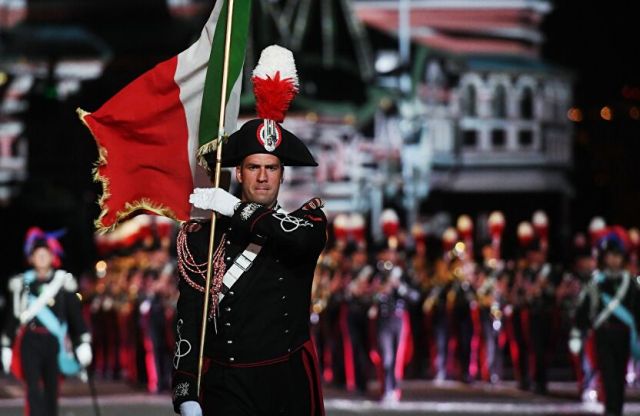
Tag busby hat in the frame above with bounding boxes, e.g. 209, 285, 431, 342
23, 227, 65, 268
597, 226, 629, 256
205, 45, 317, 168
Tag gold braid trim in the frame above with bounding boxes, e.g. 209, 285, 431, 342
76, 107, 184, 235
196, 136, 228, 172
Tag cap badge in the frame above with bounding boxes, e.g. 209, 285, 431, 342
257, 119, 282, 152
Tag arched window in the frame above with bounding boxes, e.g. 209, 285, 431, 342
520, 87, 534, 119
462, 84, 477, 117
493, 84, 507, 118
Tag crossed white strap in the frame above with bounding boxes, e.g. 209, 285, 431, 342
592, 271, 630, 329
19, 270, 68, 324
218, 242, 263, 303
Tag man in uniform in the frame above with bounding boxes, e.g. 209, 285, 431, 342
370, 237, 420, 401
521, 238, 555, 394
573, 228, 640, 416
171, 46, 327, 416
1, 227, 92, 416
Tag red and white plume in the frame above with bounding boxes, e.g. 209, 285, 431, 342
252, 45, 299, 123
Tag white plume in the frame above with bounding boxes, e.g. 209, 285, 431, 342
253, 45, 299, 87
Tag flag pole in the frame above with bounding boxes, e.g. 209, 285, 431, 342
197, 0, 236, 395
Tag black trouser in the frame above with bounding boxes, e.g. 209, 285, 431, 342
455, 315, 472, 382
377, 314, 402, 394
512, 309, 530, 389
347, 311, 370, 394
595, 325, 630, 416
21, 329, 59, 416
202, 344, 324, 416
530, 310, 550, 393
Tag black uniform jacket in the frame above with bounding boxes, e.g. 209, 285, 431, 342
172, 199, 327, 411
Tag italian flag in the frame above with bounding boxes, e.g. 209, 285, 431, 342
78, 0, 252, 233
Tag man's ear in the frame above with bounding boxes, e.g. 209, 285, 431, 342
235, 165, 242, 184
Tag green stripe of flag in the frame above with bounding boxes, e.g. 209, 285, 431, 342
199, 0, 252, 151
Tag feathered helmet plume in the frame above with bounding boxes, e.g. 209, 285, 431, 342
24, 227, 66, 268
210, 45, 317, 167
252, 45, 299, 123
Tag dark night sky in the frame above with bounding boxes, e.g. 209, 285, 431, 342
543, 0, 640, 104
1, 0, 639, 277
542, 0, 640, 230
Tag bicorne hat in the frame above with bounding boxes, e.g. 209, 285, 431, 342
205, 45, 317, 168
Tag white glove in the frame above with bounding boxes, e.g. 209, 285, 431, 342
75, 343, 93, 368
180, 400, 203, 416
189, 188, 240, 217
568, 328, 582, 354
1, 347, 12, 374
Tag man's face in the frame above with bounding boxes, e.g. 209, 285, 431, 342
30, 246, 54, 271
236, 153, 283, 207
575, 256, 596, 275
526, 249, 546, 267
604, 251, 624, 271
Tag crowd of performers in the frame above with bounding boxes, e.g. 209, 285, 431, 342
80, 217, 179, 394
310, 209, 640, 416
4, 210, 640, 416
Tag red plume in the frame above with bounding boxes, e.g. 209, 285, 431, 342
252, 72, 297, 123
252, 45, 299, 123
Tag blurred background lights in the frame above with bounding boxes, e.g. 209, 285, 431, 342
567, 107, 583, 122
600, 106, 612, 121
95, 260, 107, 278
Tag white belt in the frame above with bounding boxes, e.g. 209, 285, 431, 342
218, 242, 263, 302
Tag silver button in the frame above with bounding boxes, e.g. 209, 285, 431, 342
287, 348, 291, 353
284, 329, 289, 334
281, 295, 286, 300
275, 259, 280, 263
283, 312, 289, 317
225, 307, 231, 312
225, 322, 231, 327
227, 340, 233, 344
229, 357, 235, 362
228, 227, 232, 231
226, 256, 231, 261
278, 277, 284, 282
229, 291, 235, 296
226, 240, 231, 245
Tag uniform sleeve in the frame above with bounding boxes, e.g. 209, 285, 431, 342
573, 286, 592, 332
172, 225, 209, 413
172, 279, 204, 413
231, 198, 327, 258
2, 276, 22, 348
633, 278, 640, 333
63, 274, 92, 346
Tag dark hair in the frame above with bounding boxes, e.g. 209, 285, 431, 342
29, 238, 51, 254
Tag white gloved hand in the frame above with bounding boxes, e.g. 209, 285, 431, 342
568, 337, 582, 354
179, 400, 203, 416
1, 347, 12, 374
189, 188, 240, 217
75, 343, 93, 368
568, 328, 582, 354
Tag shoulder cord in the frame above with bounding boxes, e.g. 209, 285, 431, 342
176, 224, 227, 320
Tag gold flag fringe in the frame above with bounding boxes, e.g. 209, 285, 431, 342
196, 135, 228, 172
76, 108, 183, 234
